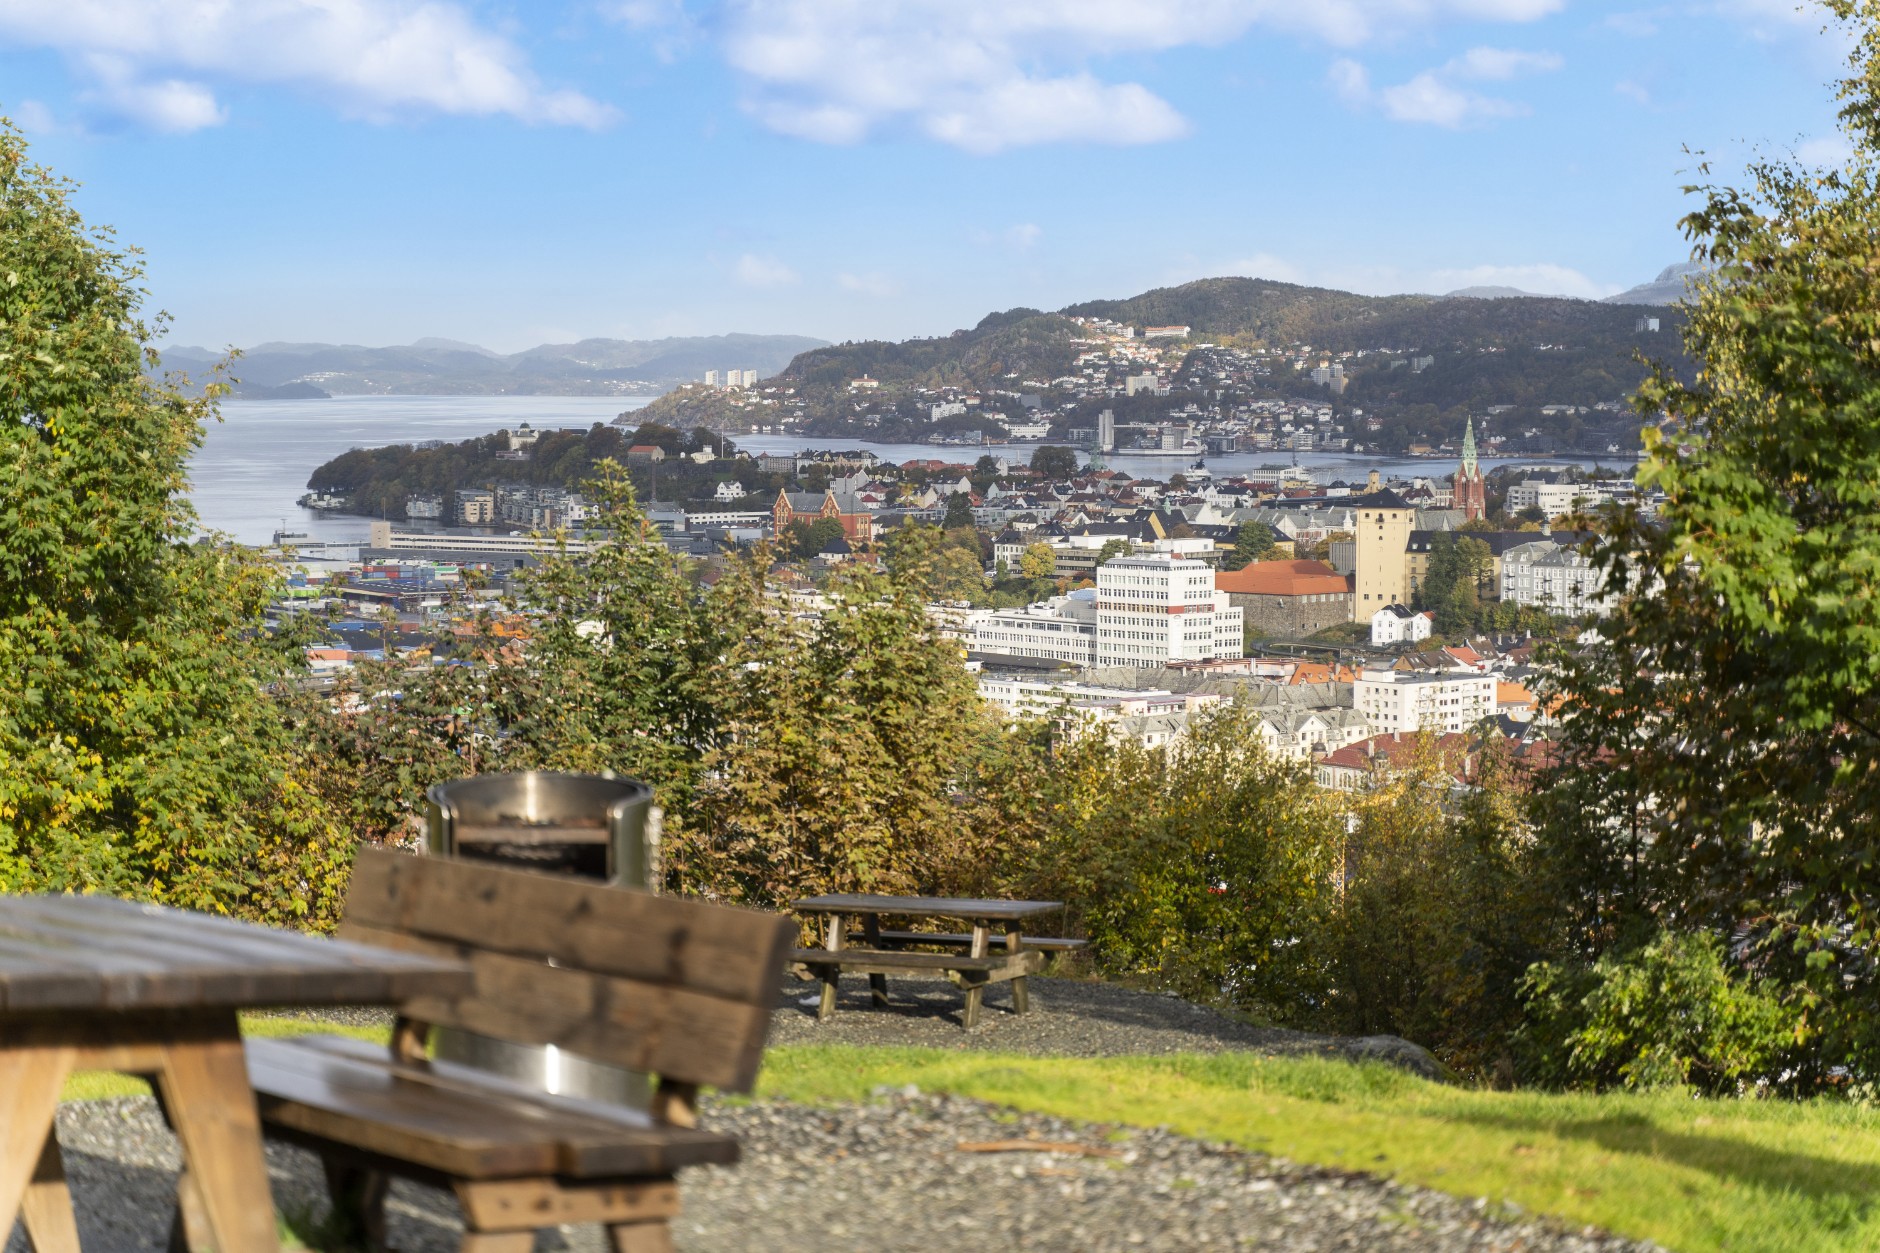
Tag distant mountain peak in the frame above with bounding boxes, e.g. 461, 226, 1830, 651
407, 337, 499, 357
1602, 262, 1708, 306
1442, 285, 1550, 300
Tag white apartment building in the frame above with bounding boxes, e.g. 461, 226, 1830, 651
1507, 479, 1608, 517
1095, 553, 1243, 669
965, 592, 1098, 665
1500, 541, 1616, 617
1353, 668, 1496, 735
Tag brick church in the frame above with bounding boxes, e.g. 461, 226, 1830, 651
1453, 416, 1487, 522
772, 488, 876, 545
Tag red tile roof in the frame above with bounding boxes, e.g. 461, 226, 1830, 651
1215, 559, 1352, 598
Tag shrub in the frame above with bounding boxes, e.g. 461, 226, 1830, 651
1517, 930, 1800, 1093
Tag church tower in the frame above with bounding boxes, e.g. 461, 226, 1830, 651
1454, 416, 1487, 522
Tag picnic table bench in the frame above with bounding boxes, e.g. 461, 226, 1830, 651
0, 891, 471, 1253
791, 894, 1084, 1028
246, 848, 795, 1253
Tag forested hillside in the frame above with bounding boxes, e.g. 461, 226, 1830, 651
638, 276, 1686, 448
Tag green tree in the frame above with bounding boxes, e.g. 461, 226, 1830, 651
1095, 538, 1131, 567
1534, 0, 1880, 1083
1419, 534, 1491, 635
0, 124, 340, 916
1232, 521, 1277, 568
941, 490, 975, 530
1030, 445, 1078, 478
784, 516, 845, 558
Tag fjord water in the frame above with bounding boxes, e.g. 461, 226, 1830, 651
187, 395, 1608, 546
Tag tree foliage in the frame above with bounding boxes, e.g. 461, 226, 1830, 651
1534, 0, 1880, 1084
0, 123, 340, 916
1232, 520, 1277, 568
1029, 445, 1078, 478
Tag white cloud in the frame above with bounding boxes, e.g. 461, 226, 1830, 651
1796, 134, 1854, 166
837, 270, 900, 296
1614, 79, 1652, 106
1336, 45, 1560, 129
710, 0, 1563, 152
1005, 223, 1042, 248
735, 253, 799, 286
1429, 263, 1619, 300
0, 0, 615, 131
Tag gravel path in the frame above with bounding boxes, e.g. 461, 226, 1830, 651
13, 1094, 1654, 1253
767, 973, 1446, 1076
7, 976, 1654, 1251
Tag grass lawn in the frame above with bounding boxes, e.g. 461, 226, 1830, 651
61, 1022, 1880, 1252
758, 1046, 1880, 1253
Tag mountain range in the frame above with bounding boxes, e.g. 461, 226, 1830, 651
158, 333, 829, 399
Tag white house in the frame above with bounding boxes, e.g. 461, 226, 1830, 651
1500, 542, 1617, 617
713, 480, 748, 502
1371, 603, 1432, 646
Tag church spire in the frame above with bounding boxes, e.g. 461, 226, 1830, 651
1461, 415, 1479, 476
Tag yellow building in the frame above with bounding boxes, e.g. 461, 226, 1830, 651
1350, 487, 1416, 620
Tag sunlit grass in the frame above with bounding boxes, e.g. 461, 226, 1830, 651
59, 1013, 390, 1101
758, 1045, 1880, 1253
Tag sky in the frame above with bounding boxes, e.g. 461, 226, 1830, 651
0, 0, 1859, 353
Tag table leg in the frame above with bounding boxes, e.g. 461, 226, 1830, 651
153, 1010, 283, 1253
22, 1135, 80, 1253
818, 915, 845, 1021
0, 1046, 72, 1243
963, 922, 991, 1029
861, 916, 890, 1008
1006, 926, 1031, 1015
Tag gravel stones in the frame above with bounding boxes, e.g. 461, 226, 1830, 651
770, 973, 1446, 1080
12, 1093, 1654, 1252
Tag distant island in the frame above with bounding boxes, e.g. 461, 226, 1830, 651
161, 332, 829, 399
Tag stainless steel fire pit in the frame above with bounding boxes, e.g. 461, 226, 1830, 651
424, 771, 654, 1106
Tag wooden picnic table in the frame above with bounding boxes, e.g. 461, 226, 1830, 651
791, 894, 1073, 1028
0, 893, 472, 1253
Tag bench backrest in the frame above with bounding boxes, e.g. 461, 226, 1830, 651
338, 847, 794, 1094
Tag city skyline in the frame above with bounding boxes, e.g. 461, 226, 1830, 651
0, 0, 1853, 353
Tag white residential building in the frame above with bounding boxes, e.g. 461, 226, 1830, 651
1371, 603, 1432, 646
965, 592, 1098, 665
1500, 542, 1617, 617
1095, 553, 1243, 669
1354, 668, 1496, 735
1507, 479, 1608, 518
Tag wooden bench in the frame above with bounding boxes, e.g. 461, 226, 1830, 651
872, 930, 1089, 953
246, 847, 795, 1253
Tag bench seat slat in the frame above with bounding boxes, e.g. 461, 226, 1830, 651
872, 931, 1088, 952
248, 1036, 741, 1179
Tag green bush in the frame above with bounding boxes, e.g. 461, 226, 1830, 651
1517, 930, 1799, 1093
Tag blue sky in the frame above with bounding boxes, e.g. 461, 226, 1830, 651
0, 1, 1856, 353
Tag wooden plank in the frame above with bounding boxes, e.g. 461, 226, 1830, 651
19, 1135, 80, 1253
271, 1036, 740, 1176
458, 1233, 532, 1252
963, 922, 990, 1029
817, 914, 843, 1022
153, 1011, 283, 1253
249, 1040, 736, 1180
608, 1220, 675, 1253
1007, 927, 1030, 1015
342, 849, 794, 1007
454, 1177, 679, 1231
0, 1046, 71, 1238
247, 1043, 563, 1177
791, 894, 1065, 921
0, 898, 469, 1011
789, 948, 1039, 973
341, 924, 774, 1093
874, 931, 1088, 952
